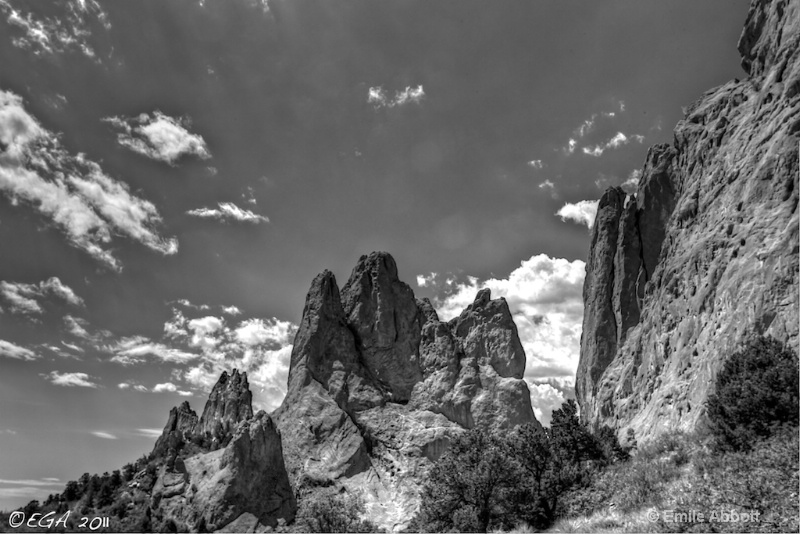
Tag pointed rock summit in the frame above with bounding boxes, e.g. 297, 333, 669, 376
275, 251, 539, 531
577, 0, 799, 441
147, 370, 296, 531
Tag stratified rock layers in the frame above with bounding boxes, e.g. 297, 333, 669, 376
577, 0, 799, 441
274, 251, 539, 531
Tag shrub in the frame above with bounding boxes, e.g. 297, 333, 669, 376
294, 487, 380, 533
706, 336, 799, 451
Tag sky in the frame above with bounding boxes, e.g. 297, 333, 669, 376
0, 0, 749, 510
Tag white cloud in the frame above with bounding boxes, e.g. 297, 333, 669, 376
90, 431, 117, 440
0, 90, 178, 270
527, 160, 544, 169
42, 370, 98, 388
0, 277, 83, 315
136, 428, 162, 438
0, 339, 37, 360
556, 200, 599, 229
103, 111, 211, 164
222, 305, 242, 316
527, 382, 567, 427
0, 0, 110, 58
117, 383, 130, 389
538, 180, 555, 191
234, 318, 294, 348
64, 315, 91, 339
0, 478, 63, 487
621, 169, 641, 193
582, 132, 645, 157
186, 202, 269, 224
61, 341, 84, 353
107, 335, 200, 365
425, 254, 585, 390
152, 382, 192, 396
368, 85, 425, 108
416, 272, 437, 288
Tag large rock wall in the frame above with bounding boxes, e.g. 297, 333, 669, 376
577, 0, 799, 441
274, 251, 539, 531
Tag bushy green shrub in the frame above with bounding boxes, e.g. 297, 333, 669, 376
706, 336, 799, 452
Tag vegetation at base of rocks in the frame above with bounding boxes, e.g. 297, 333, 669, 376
551, 337, 799, 533
410, 400, 628, 533
292, 487, 382, 533
706, 336, 799, 452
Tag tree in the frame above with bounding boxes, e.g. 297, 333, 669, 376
707, 336, 799, 451
417, 428, 519, 532
63, 481, 80, 501
294, 488, 379, 533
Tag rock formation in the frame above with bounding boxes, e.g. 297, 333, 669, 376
147, 370, 296, 531
274, 251, 539, 531
577, 0, 799, 442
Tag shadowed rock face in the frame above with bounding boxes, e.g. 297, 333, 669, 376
274, 251, 539, 531
149, 371, 296, 531
577, 0, 799, 442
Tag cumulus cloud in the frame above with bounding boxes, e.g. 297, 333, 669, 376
424, 254, 586, 394
0, 0, 110, 58
0, 277, 83, 315
90, 431, 117, 440
0, 91, 178, 270
368, 85, 425, 108
0, 339, 37, 360
556, 200, 599, 229
582, 132, 645, 157
186, 202, 269, 224
163, 306, 297, 411
42, 370, 99, 388
103, 111, 211, 165
528, 382, 567, 427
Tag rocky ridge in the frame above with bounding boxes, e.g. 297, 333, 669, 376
577, 0, 799, 441
147, 370, 296, 532
274, 251, 539, 531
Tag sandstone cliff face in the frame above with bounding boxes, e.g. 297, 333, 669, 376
148, 371, 296, 531
274, 251, 539, 531
577, 0, 799, 441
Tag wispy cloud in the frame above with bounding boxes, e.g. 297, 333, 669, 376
0, 90, 178, 270
107, 335, 200, 366
0, 277, 83, 315
136, 428, 162, 438
41, 370, 99, 388
103, 111, 211, 165
368, 85, 425, 108
556, 200, 599, 229
186, 202, 269, 224
0, 0, 110, 58
527, 160, 544, 169
152, 382, 192, 396
90, 431, 117, 440
0, 339, 37, 361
